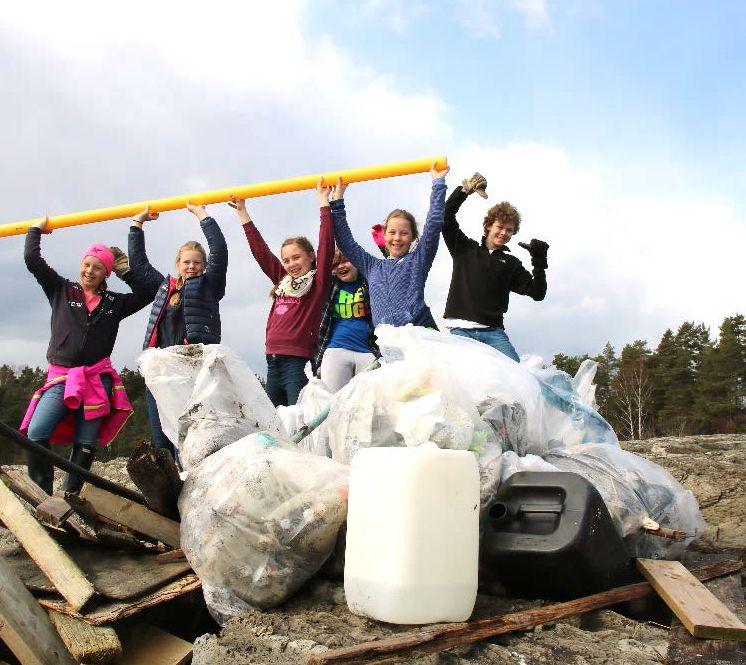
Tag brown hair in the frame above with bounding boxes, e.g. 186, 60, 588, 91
332, 247, 346, 268
383, 209, 419, 240
269, 236, 317, 297
483, 202, 521, 236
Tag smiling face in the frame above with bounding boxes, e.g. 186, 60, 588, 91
177, 249, 205, 281
79, 256, 107, 292
281, 242, 315, 278
333, 258, 359, 283
484, 219, 516, 250
385, 216, 415, 258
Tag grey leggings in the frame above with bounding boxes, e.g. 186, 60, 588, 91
319, 348, 377, 393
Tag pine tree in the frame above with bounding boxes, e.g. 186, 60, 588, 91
694, 314, 746, 433
593, 342, 617, 419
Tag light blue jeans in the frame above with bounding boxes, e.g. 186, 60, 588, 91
450, 327, 520, 362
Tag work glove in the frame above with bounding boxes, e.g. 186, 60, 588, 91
371, 223, 386, 249
461, 172, 488, 199
518, 239, 549, 269
110, 246, 130, 278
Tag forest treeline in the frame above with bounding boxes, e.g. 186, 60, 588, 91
0, 314, 743, 462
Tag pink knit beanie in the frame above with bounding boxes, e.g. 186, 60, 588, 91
81, 244, 115, 276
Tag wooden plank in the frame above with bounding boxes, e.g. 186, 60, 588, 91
81, 485, 181, 548
5, 546, 192, 599
637, 558, 746, 640
0, 479, 95, 610
49, 608, 122, 663
157, 549, 186, 563
0, 555, 77, 665
36, 496, 73, 526
307, 559, 743, 665
40, 574, 202, 626
114, 622, 192, 665
0, 466, 95, 540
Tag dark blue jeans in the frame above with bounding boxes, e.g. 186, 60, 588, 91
146, 387, 177, 460
265, 354, 309, 407
450, 326, 520, 362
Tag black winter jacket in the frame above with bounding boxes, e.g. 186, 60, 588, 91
25, 228, 153, 367
442, 187, 546, 328
127, 217, 228, 349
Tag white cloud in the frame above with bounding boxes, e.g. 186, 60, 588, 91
350, 0, 429, 35
456, 0, 551, 39
507, 0, 551, 30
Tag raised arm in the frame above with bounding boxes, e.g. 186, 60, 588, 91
314, 182, 336, 300
115, 255, 159, 318
442, 172, 487, 254
328, 179, 377, 278
231, 196, 286, 285
512, 239, 549, 301
186, 204, 228, 301
24, 219, 63, 301
127, 207, 167, 299
412, 164, 449, 275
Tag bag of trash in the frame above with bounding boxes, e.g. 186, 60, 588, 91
545, 444, 705, 559
179, 431, 349, 623
139, 344, 284, 471
499, 450, 560, 484
295, 369, 334, 457
326, 356, 501, 508
277, 404, 304, 438
375, 325, 617, 454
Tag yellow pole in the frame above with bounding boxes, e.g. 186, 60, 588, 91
0, 156, 447, 238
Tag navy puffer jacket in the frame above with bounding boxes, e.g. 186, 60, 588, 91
127, 217, 228, 349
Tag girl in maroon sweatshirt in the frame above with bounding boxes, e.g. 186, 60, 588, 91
230, 182, 334, 406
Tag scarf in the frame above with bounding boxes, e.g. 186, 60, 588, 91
275, 270, 316, 298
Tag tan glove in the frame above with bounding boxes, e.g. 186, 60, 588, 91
110, 246, 130, 278
462, 172, 488, 198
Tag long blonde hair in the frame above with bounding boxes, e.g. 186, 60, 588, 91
171, 240, 207, 304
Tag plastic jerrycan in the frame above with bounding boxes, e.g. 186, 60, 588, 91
344, 446, 480, 624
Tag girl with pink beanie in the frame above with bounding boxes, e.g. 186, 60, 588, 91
20, 218, 153, 494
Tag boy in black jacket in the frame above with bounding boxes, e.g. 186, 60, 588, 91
442, 172, 548, 361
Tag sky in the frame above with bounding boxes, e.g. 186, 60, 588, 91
0, 0, 743, 376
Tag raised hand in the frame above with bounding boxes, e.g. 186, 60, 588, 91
31, 216, 51, 234
430, 162, 450, 180
110, 246, 130, 277
518, 238, 549, 269
332, 177, 347, 201
228, 195, 251, 223
132, 206, 159, 227
186, 203, 208, 221
316, 179, 333, 206
462, 172, 488, 199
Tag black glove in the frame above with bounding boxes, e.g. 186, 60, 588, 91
518, 239, 549, 269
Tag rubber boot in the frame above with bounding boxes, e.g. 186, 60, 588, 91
63, 445, 96, 494
27, 441, 54, 495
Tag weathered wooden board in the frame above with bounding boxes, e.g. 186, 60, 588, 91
4, 546, 192, 599
0, 479, 95, 610
81, 485, 181, 548
0, 555, 77, 665
35, 495, 74, 526
40, 574, 202, 626
49, 608, 122, 663
637, 558, 746, 640
114, 622, 192, 665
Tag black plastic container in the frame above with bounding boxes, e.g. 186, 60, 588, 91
481, 471, 634, 598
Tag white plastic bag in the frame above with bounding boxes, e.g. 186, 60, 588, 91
139, 344, 284, 470
499, 450, 560, 484
545, 444, 705, 559
295, 368, 334, 457
375, 325, 617, 454
179, 432, 349, 623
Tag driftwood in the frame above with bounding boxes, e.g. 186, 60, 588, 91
40, 573, 202, 625
307, 559, 744, 665
0, 556, 77, 665
48, 609, 122, 663
126, 442, 183, 519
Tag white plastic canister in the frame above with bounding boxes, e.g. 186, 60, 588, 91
344, 446, 480, 624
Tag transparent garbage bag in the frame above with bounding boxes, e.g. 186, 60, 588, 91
499, 450, 560, 484
178, 431, 349, 623
295, 367, 334, 457
325, 356, 501, 508
375, 325, 617, 454
139, 344, 284, 471
545, 443, 705, 559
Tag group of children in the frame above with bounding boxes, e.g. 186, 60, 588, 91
20, 166, 549, 491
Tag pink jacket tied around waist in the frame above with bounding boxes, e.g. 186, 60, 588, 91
20, 357, 132, 447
